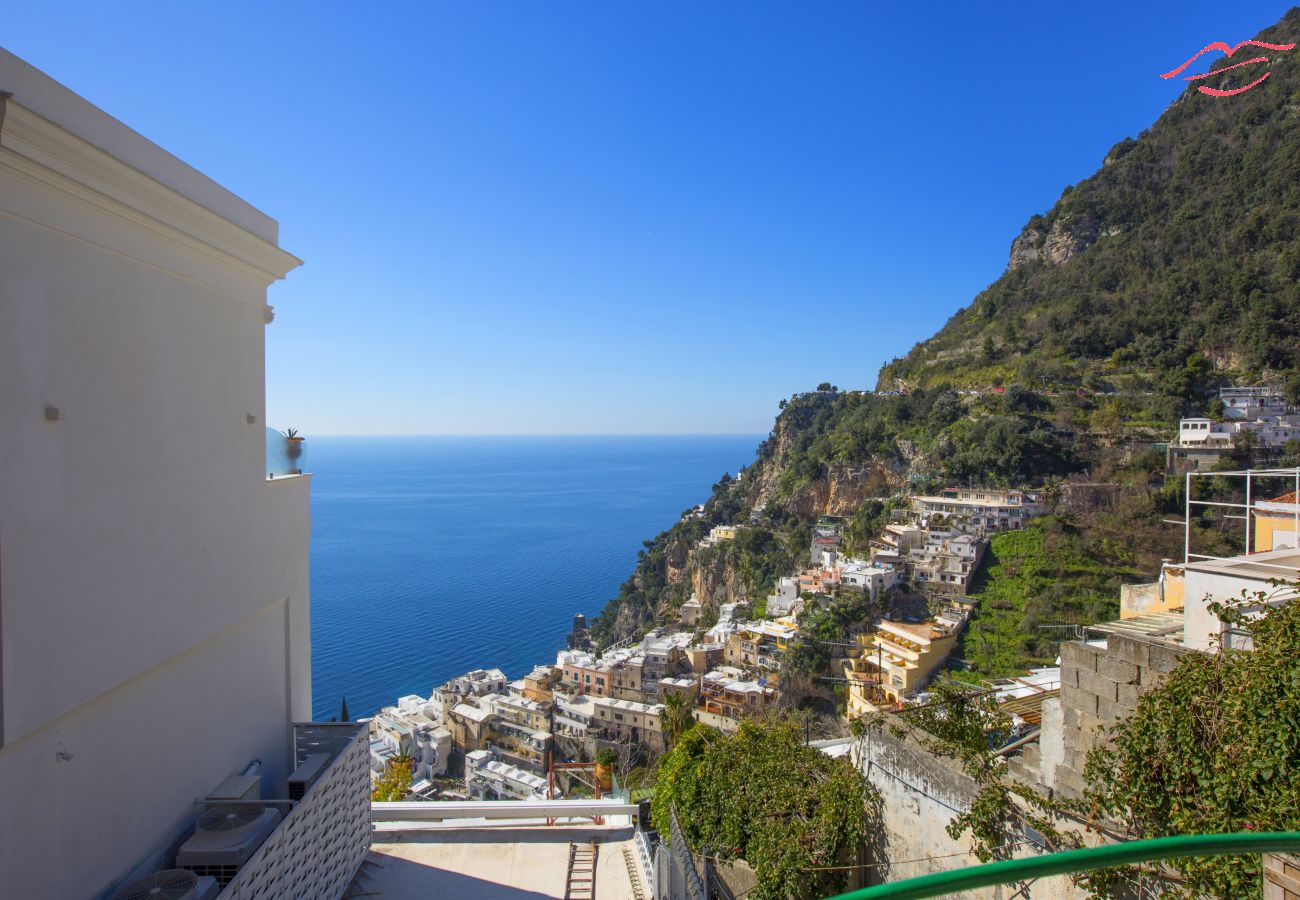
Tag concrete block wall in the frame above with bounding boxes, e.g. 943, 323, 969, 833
1052, 635, 1193, 798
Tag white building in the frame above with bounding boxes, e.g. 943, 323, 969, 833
464, 749, 548, 801
766, 576, 804, 618
369, 698, 453, 783
0, 51, 373, 899
1176, 416, 1300, 450
1181, 548, 1300, 652
433, 668, 509, 720
911, 488, 1044, 532
1220, 386, 1287, 421
839, 558, 900, 600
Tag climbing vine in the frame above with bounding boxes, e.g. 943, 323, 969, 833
1084, 586, 1300, 898
653, 719, 880, 899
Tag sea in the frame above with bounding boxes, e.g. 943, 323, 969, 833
308, 435, 762, 720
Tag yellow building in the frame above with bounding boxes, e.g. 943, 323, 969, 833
1119, 563, 1185, 619
845, 620, 958, 717
1253, 490, 1300, 553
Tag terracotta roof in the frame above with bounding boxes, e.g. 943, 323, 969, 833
1268, 490, 1300, 504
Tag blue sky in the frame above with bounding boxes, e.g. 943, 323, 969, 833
5, 2, 1294, 434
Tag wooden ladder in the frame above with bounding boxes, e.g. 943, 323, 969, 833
564, 841, 598, 899
621, 845, 647, 900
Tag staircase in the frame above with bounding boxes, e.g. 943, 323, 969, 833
564, 841, 598, 899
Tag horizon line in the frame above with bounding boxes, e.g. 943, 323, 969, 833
291, 432, 769, 438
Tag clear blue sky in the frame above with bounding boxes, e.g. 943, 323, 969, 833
6, 2, 1293, 434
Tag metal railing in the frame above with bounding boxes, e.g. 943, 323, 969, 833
371, 797, 637, 822
824, 831, 1300, 900
633, 828, 657, 897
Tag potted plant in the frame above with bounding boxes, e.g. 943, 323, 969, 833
595, 747, 617, 792
283, 428, 305, 473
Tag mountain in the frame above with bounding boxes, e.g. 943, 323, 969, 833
590, 8, 1300, 649
881, 8, 1300, 401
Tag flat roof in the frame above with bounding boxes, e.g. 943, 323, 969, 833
1185, 546, 1300, 580
0, 48, 278, 242
355, 826, 637, 899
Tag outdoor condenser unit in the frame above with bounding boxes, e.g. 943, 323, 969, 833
175, 804, 282, 887
287, 752, 330, 801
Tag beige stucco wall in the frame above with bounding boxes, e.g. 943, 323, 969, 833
0, 52, 305, 898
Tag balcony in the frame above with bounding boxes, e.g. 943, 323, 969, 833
266, 426, 308, 479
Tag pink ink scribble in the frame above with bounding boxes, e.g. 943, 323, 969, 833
1161, 39, 1296, 96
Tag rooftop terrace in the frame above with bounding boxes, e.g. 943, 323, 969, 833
349, 825, 638, 899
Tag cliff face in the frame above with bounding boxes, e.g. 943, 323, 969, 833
1007, 212, 1113, 270
743, 406, 914, 518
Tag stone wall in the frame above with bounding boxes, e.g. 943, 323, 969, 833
852, 729, 1086, 899
1050, 635, 1193, 798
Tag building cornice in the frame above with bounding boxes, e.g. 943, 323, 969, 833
0, 95, 300, 296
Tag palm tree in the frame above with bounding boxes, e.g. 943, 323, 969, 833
661, 691, 695, 748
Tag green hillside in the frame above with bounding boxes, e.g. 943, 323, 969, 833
592, 8, 1300, 648
880, 7, 1300, 404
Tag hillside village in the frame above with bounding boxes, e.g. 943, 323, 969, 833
363, 385, 1300, 808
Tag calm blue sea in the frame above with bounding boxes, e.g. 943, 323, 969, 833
308, 435, 761, 720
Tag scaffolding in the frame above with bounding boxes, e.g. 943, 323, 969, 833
1183, 467, 1300, 576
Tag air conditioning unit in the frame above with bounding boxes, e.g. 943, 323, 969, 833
287, 752, 330, 801
175, 803, 281, 886
112, 868, 219, 900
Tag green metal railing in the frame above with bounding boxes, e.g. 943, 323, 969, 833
825, 831, 1300, 900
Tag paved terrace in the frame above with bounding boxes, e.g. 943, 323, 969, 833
347, 825, 638, 899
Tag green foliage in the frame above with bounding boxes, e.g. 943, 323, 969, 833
371, 753, 413, 802
660, 690, 696, 748
1084, 591, 1300, 898
653, 719, 878, 899
596, 746, 619, 767
957, 520, 1136, 677
783, 590, 879, 679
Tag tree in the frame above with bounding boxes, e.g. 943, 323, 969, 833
1084, 587, 1300, 898
660, 690, 696, 748
339, 697, 350, 722
654, 719, 877, 899
372, 752, 413, 802
982, 334, 999, 364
